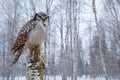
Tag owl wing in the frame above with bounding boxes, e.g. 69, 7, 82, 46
11, 19, 36, 54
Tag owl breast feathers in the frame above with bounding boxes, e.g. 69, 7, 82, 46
12, 19, 46, 53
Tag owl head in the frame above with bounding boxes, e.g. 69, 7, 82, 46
33, 12, 49, 22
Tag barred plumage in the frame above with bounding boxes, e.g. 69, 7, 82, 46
11, 12, 49, 66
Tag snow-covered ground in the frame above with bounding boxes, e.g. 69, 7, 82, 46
45, 75, 119, 80
0, 75, 119, 80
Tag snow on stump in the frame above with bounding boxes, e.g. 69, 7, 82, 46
26, 46, 46, 80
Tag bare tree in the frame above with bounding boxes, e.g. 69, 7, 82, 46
92, 0, 108, 79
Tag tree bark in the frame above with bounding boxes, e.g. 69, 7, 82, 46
26, 46, 45, 80
92, 0, 108, 80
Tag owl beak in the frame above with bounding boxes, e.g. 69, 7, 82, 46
46, 16, 49, 22
46, 16, 49, 19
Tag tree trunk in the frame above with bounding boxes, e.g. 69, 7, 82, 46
26, 46, 45, 80
92, 0, 108, 80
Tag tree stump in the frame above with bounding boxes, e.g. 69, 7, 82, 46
26, 45, 46, 80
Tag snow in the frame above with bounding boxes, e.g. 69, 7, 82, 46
0, 76, 26, 80
0, 75, 119, 80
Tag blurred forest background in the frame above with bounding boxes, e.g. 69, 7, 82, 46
0, 0, 120, 80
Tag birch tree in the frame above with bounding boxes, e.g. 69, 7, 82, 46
92, 0, 108, 79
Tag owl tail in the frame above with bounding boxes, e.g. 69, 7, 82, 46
11, 51, 22, 66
